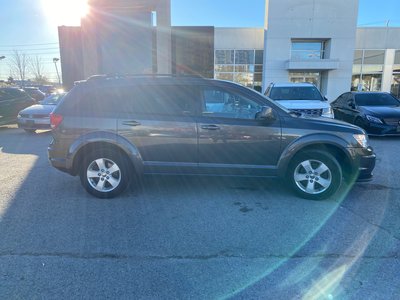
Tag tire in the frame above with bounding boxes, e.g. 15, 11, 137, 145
79, 149, 131, 199
287, 150, 342, 200
24, 129, 36, 133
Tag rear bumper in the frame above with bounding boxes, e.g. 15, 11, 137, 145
18, 117, 51, 130
48, 139, 73, 175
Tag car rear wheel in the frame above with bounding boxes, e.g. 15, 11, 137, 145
287, 150, 342, 200
79, 149, 131, 199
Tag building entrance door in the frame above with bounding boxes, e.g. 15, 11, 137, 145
289, 72, 321, 89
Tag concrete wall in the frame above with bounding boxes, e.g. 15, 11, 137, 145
356, 28, 400, 49
58, 26, 84, 90
214, 28, 264, 50
262, 0, 359, 100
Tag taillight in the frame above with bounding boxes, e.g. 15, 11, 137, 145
50, 113, 63, 129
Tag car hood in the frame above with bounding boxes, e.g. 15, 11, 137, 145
275, 100, 330, 110
292, 114, 364, 133
19, 104, 55, 115
360, 105, 400, 118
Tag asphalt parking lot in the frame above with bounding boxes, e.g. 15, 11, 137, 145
0, 125, 399, 299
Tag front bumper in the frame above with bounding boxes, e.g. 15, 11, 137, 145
365, 122, 400, 136
354, 146, 376, 182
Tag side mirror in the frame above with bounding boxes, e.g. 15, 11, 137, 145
348, 100, 356, 109
323, 96, 328, 101
256, 106, 275, 121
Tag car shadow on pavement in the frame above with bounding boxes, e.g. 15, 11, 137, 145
1, 127, 399, 299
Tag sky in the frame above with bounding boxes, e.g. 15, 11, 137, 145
0, 0, 399, 81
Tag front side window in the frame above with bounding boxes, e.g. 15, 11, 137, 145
355, 93, 400, 107
202, 87, 262, 120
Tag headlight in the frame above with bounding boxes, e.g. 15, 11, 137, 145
353, 134, 369, 148
322, 107, 333, 118
366, 115, 383, 124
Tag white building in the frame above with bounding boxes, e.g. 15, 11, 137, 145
213, 0, 400, 100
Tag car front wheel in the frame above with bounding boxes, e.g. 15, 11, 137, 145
287, 151, 342, 200
80, 149, 130, 199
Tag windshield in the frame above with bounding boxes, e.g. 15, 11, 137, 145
355, 93, 400, 106
270, 86, 323, 101
41, 93, 65, 105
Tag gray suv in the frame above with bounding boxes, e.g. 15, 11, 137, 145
48, 75, 375, 200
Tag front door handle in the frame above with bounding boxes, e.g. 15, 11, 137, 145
122, 120, 141, 127
201, 124, 220, 130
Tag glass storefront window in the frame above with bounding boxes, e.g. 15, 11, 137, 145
255, 50, 264, 64
215, 73, 234, 81
215, 65, 234, 72
391, 73, 400, 98
352, 75, 361, 91
235, 50, 255, 64
362, 74, 382, 91
235, 65, 254, 73
214, 49, 263, 90
354, 50, 363, 64
352, 74, 382, 92
289, 72, 321, 89
234, 73, 254, 87
291, 40, 326, 60
352, 50, 385, 92
363, 50, 385, 64
395, 50, 400, 65
215, 50, 234, 64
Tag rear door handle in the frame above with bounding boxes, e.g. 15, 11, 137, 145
201, 124, 220, 130
122, 120, 141, 127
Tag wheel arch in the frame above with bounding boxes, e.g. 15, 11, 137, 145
67, 132, 143, 176
277, 135, 355, 182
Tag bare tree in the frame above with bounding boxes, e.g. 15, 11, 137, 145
29, 55, 48, 84
9, 50, 28, 87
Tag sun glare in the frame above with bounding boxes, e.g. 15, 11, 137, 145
41, 0, 89, 26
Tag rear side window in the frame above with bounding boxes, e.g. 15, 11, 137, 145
58, 84, 199, 117
57, 87, 120, 117
125, 85, 199, 116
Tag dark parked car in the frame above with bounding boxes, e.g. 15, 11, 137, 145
18, 93, 66, 133
331, 92, 400, 136
0, 87, 35, 126
23, 87, 46, 102
48, 75, 375, 200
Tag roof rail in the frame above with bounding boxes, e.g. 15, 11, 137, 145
86, 73, 204, 82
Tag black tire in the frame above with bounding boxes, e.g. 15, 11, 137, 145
287, 150, 342, 200
24, 129, 36, 134
79, 149, 131, 199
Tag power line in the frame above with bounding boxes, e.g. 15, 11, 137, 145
0, 42, 58, 47
0, 47, 60, 51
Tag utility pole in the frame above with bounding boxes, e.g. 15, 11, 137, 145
53, 57, 61, 85
0, 56, 5, 81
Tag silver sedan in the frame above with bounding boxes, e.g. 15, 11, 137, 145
17, 93, 66, 133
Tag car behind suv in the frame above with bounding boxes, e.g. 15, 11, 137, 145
264, 82, 333, 118
48, 75, 375, 200
0, 87, 35, 126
